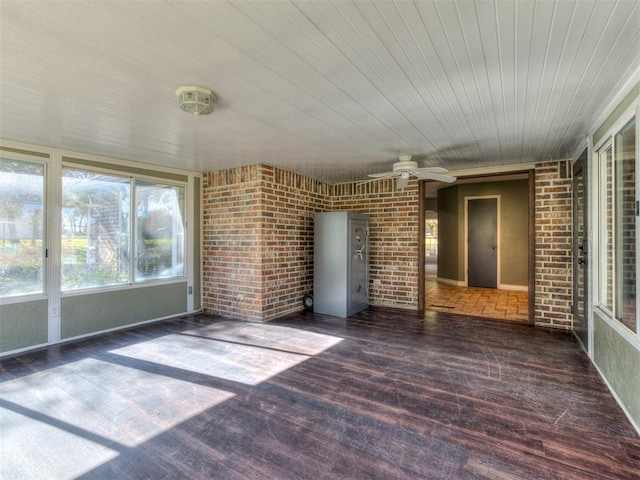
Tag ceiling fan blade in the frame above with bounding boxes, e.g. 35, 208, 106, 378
396, 174, 410, 189
414, 167, 448, 174
367, 171, 398, 178
414, 172, 457, 183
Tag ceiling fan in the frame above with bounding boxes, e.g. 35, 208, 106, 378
367, 155, 457, 189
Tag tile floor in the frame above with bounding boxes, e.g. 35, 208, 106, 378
425, 263, 529, 322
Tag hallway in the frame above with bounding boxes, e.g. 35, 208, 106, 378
425, 263, 529, 322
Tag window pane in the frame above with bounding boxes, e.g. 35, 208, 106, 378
601, 145, 614, 311
62, 170, 130, 290
614, 117, 636, 333
135, 181, 185, 281
0, 158, 44, 297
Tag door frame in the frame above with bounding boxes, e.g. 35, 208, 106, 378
418, 170, 536, 325
572, 150, 591, 355
464, 195, 500, 288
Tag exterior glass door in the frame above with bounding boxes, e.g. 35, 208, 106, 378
573, 151, 589, 351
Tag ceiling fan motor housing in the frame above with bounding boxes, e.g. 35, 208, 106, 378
393, 160, 418, 172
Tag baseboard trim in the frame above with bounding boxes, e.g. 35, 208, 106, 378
498, 284, 528, 292
436, 277, 466, 287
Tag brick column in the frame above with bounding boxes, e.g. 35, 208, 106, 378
534, 161, 573, 329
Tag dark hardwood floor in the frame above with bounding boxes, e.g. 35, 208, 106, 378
1, 308, 639, 479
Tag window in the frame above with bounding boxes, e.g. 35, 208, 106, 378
614, 118, 636, 333
135, 180, 185, 281
0, 158, 45, 297
62, 170, 130, 290
596, 116, 637, 335
599, 144, 614, 311
61, 168, 185, 291
425, 217, 438, 259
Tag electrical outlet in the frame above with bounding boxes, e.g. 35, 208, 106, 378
373, 279, 381, 285
236, 294, 244, 301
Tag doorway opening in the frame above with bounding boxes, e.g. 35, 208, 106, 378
419, 172, 535, 323
424, 211, 438, 283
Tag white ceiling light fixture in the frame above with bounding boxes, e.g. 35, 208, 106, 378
176, 86, 216, 116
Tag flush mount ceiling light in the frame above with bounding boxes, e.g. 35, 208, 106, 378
176, 86, 216, 116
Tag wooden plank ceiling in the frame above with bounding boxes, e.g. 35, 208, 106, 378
0, 0, 638, 182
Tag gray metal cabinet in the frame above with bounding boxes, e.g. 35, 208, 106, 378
313, 212, 369, 317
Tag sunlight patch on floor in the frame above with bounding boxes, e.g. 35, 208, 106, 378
0, 358, 233, 479
183, 320, 344, 355
111, 324, 342, 386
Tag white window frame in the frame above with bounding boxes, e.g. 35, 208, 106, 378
60, 163, 188, 296
592, 105, 639, 340
596, 139, 614, 318
0, 151, 48, 304
133, 177, 187, 284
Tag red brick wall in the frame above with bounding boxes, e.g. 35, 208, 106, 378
202, 166, 264, 321
204, 161, 573, 328
202, 165, 421, 321
202, 165, 329, 321
534, 161, 573, 329
329, 179, 420, 309
261, 166, 329, 320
